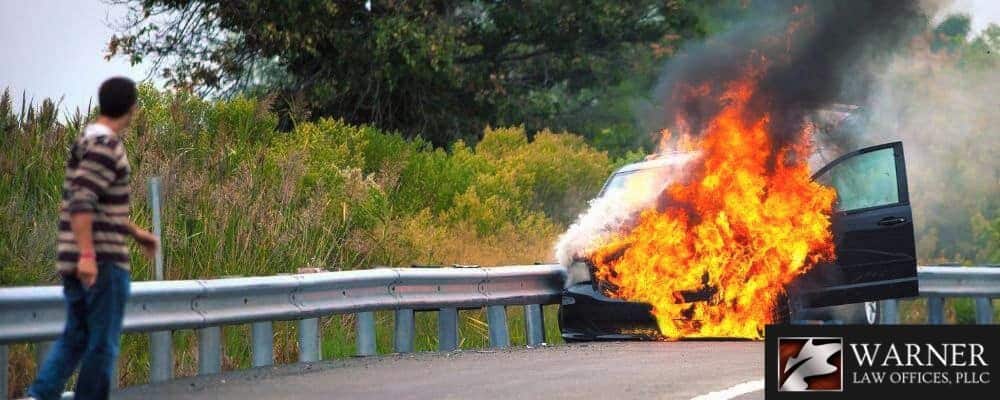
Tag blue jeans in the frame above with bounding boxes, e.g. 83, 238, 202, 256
28, 263, 130, 400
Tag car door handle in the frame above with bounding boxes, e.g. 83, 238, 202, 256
877, 216, 906, 226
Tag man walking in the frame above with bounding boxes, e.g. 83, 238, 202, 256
26, 77, 157, 400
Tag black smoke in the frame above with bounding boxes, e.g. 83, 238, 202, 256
649, 0, 928, 155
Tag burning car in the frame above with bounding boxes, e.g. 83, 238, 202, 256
557, 141, 918, 341
551, 0, 929, 341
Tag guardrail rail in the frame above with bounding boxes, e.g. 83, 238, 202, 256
0, 264, 566, 399
879, 265, 1000, 325
1, 265, 996, 399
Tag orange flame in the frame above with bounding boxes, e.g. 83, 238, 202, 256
589, 73, 836, 340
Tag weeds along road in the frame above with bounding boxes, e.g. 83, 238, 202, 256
114, 341, 764, 400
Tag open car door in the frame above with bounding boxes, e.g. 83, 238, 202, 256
798, 141, 918, 308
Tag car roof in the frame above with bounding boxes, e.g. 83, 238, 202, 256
613, 152, 699, 175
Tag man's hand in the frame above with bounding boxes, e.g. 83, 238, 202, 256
132, 228, 159, 260
77, 256, 98, 288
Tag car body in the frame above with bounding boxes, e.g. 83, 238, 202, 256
559, 141, 918, 341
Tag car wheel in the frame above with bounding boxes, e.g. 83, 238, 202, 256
863, 301, 880, 325
829, 301, 880, 325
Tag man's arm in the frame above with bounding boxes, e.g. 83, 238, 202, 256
70, 212, 98, 287
128, 221, 159, 259
66, 140, 118, 288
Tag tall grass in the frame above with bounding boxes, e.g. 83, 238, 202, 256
0, 86, 612, 396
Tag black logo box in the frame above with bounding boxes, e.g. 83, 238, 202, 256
765, 324, 1000, 399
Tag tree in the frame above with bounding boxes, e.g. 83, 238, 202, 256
932, 13, 971, 52
108, 1, 702, 147
960, 23, 1000, 69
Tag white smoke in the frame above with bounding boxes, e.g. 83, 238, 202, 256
839, 46, 999, 262
553, 152, 698, 266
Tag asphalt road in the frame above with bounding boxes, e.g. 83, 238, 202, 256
114, 341, 764, 400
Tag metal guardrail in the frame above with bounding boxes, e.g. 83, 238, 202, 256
879, 265, 1000, 325
915, 266, 1000, 297
1, 265, 996, 398
0, 264, 566, 399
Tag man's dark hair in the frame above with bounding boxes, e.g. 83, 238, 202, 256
98, 77, 137, 118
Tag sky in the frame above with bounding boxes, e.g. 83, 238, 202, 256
1, 0, 998, 113
0, 0, 156, 113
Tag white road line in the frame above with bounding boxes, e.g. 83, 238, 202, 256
689, 379, 765, 400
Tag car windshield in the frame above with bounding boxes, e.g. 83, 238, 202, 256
600, 167, 670, 197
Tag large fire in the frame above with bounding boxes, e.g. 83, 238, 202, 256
589, 71, 837, 339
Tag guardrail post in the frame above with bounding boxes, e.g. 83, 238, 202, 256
148, 178, 171, 384
487, 305, 509, 349
524, 304, 545, 346
394, 309, 415, 353
298, 318, 321, 362
881, 299, 899, 324
355, 312, 376, 356
927, 296, 944, 325
150, 331, 173, 382
148, 177, 165, 281
112, 358, 119, 390
1, 345, 8, 400
251, 321, 273, 367
975, 297, 994, 325
198, 326, 222, 375
438, 308, 459, 351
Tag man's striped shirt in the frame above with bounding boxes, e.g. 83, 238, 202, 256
57, 123, 132, 272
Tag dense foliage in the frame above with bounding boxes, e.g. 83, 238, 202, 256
108, 0, 702, 148
0, 86, 615, 285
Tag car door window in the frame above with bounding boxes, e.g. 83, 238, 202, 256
815, 147, 899, 212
